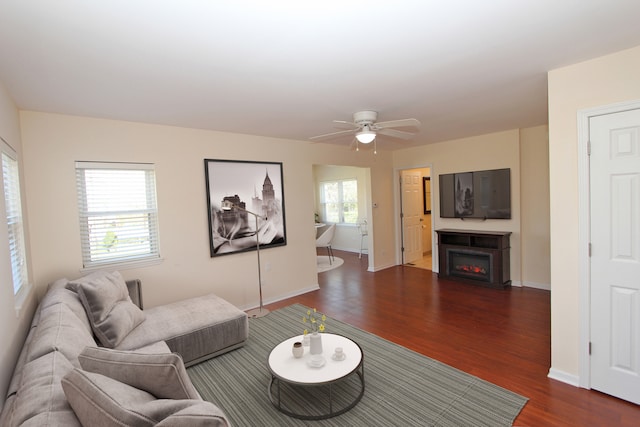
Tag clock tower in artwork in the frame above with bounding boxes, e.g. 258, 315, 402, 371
262, 171, 275, 204
250, 170, 277, 219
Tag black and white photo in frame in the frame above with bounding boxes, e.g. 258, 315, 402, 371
204, 159, 287, 257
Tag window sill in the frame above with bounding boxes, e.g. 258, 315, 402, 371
80, 256, 164, 273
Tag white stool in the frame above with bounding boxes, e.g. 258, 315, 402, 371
357, 219, 368, 259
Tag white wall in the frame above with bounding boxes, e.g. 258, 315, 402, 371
0, 82, 37, 411
19, 112, 396, 309
547, 45, 640, 381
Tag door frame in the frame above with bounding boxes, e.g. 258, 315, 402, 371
394, 163, 435, 269
577, 98, 640, 389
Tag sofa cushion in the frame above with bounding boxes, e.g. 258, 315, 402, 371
155, 402, 231, 427
27, 302, 96, 367
61, 369, 229, 427
78, 347, 200, 400
17, 411, 81, 427
134, 340, 172, 354
40, 279, 93, 334
69, 270, 145, 348
4, 322, 36, 400
11, 351, 80, 426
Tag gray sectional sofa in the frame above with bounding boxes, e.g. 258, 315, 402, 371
0, 270, 249, 426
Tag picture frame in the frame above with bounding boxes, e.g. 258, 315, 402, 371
423, 177, 431, 214
204, 159, 287, 257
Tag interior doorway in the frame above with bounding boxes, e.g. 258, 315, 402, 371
399, 166, 433, 271
312, 164, 373, 271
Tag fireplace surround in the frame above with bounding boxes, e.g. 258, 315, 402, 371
436, 229, 511, 289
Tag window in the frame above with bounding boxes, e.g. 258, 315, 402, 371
2, 139, 29, 298
319, 179, 358, 224
75, 162, 160, 269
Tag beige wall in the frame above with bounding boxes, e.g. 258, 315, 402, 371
520, 125, 550, 289
548, 45, 640, 381
0, 82, 37, 410
19, 112, 396, 310
393, 129, 525, 282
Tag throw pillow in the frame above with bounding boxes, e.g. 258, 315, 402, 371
69, 270, 145, 348
62, 368, 157, 427
61, 369, 230, 427
78, 346, 200, 400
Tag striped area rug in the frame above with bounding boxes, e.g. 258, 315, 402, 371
188, 304, 527, 426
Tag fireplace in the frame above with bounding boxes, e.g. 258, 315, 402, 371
447, 249, 492, 283
436, 229, 511, 289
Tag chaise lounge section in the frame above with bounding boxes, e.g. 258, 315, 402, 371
116, 291, 248, 367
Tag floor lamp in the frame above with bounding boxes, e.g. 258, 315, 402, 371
221, 200, 270, 318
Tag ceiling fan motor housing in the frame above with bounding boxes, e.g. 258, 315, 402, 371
353, 110, 378, 126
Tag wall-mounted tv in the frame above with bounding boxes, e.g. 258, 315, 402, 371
439, 168, 511, 219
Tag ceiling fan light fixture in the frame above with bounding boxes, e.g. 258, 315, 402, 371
356, 129, 376, 144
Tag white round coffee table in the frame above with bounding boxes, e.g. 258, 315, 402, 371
267, 333, 365, 420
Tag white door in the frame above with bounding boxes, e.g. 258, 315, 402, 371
590, 108, 640, 404
401, 170, 423, 264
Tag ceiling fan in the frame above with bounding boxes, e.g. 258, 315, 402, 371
309, 111, 421, 147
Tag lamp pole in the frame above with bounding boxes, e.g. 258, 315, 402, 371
246, 209, 268, 318
221, 201, 269, 318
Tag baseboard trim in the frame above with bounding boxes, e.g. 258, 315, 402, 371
548, 368, 580, 387
522, 281, 551, 291
369, 262, 396, 272
330, 246, 359, 253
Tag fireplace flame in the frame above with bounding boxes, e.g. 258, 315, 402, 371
454, 264, 487, 275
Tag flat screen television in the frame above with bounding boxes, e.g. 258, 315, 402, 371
439, 168, 511, 219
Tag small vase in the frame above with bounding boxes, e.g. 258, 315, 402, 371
309, 332, 323, 355
302, 334, 310, 346
292, 342, 304, 358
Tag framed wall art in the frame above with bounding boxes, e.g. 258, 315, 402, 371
204, 159, 287, 257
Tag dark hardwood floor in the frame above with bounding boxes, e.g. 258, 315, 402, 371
267, 249, 639, 426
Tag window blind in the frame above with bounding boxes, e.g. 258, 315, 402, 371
319, 179, 358, 224
75, 162, 160, 268
2, 145, 28, 295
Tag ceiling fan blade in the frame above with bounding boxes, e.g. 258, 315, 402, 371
375, 118, 421, 130
309, 129, 357, 142
332, 120, 359, 130
377, 128, 416, 140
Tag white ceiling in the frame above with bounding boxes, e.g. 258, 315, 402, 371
1, 1, 640, 150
